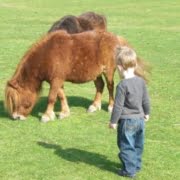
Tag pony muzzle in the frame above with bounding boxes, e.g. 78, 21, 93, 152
12, 112, 26, 120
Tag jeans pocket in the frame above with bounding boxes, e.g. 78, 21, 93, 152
125, 120, 138, 133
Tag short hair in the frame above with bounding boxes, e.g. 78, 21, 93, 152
115, 46, 137, 70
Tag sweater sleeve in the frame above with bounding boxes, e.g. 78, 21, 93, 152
110, 84, 126, 124
142, 82, 150, 115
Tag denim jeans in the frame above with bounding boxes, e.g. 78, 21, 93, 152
117, 118, 145, 176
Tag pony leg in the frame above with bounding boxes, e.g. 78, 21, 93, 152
57, 87, 70, 119
41, 79, 62, 122
104, 72, 115, 113
87, 76, 104, 113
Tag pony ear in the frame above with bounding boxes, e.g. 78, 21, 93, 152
7, 80, 19, 89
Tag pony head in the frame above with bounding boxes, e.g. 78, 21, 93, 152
4, 80, 37, 120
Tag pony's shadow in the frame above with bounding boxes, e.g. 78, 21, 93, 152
31, 96, 108, 118
37, 141, 121, 174
0, 96, 108, 120
0, 101, 8, 118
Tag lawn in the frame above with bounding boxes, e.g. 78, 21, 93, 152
0, 0, 180, 179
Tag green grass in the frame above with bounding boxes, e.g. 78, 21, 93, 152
0, 0, 180, 179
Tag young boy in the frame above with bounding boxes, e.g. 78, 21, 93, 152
109, 46, 150, 178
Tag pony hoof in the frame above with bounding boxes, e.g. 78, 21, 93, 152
108, 106, 113, 113
87, 104, 101, 113
58, 112, 70, 119
19, 115, 27, 121
41, 112, 55, 123
12, 113, 26, 120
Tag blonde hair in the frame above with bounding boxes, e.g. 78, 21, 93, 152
115, 46, 137, 70
115, 46, 150, 82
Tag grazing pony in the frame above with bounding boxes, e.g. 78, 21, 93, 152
5, 31, 148, 122
48, 11, 107, 33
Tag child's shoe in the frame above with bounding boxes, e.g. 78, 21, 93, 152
118, 170, 136, 178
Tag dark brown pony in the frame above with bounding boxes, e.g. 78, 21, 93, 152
5, 31, 148, 122
48, 11, 107, 33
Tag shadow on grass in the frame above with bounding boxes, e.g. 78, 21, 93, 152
0, 96, 108, 119
0, 100, 9, 118
31, 96, 108, 119
38, 141, 121, 174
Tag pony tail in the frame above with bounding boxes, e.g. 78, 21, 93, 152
115, 46, 122, 56
115, 46, 122, 61
115, 41, 151, 83
135, 57, 151, 83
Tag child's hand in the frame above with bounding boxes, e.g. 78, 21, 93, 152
109, 123, 117, 129
144, 115, 150, 122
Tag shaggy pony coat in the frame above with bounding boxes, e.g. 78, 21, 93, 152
48, 11, 107, 33
5, 30, 148, 122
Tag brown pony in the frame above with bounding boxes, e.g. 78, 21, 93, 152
48, 11, 107, 33
5, 30, 148, 122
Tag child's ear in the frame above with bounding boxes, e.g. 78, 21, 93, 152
117, 65, 122, 71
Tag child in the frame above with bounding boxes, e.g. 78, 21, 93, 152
109, 46, 150, 178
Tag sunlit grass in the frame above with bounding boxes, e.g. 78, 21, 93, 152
0, 0, 179, 179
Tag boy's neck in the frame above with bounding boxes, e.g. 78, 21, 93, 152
123, 68, 135, 79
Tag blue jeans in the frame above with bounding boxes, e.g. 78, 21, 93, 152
117, 118, 145, 176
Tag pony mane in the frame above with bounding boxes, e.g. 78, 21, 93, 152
11, 37, 47, 81
4, 85, 19, 115
79, 11, 107, 28
48, 12, 107, 33
4, 32, 58, 114
10, 31, 66, 83
78, 12, 107, 31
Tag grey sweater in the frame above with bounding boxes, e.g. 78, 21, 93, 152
110, 76, 150, 124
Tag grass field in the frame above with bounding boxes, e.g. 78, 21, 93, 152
0, 0, 180, 179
